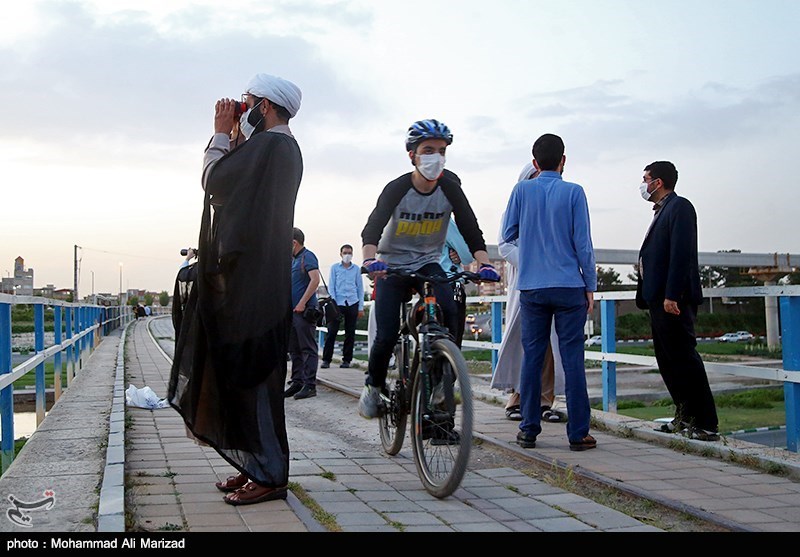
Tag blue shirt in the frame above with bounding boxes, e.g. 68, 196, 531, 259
291, 248, 319, 307
502, 171, 597, 291
328, 262, 364, 310
439, 218, 474, 276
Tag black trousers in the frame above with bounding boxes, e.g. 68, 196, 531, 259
322, 303, 359, 363
649, 303, 718, 431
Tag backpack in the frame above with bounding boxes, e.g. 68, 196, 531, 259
300, 253, 339, 327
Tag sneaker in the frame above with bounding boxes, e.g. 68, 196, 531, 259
569, 435, 597, 451
294, 385, 317, 400
357, 385, 383, 419
320, 361, 330, 369
516, 431, 537, 449
685, 427, 720, 442
283, 383, 302, 398
340, 361, 350, 368
430, 429, 461, 446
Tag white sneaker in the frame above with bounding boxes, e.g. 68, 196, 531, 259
358, 385, 383, 419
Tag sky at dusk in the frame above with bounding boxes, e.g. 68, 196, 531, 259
2, 0, 798, 296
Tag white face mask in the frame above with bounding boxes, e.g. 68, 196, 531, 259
639, 180, 659, 201
239, 100, 264, 140
416, 154, 446, 181
342, 254, 353, 264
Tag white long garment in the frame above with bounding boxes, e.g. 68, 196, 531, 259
491, 164, 565, 394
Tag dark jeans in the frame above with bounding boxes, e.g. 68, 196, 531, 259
649, 303, 718, 431
366, 263, 458, 389
322, 303, 359, 363
519, 288, 591, 443
288, 312, 319, 387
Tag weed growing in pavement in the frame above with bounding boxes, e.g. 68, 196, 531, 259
547, 461, 577, 491
289, 482, 341, 532
321, 471, 336, 481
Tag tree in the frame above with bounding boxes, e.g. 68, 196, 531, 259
159, 291, 171, 306
128, 296, 139, 307
144, 293, 154, 306
596, 266, 622, 291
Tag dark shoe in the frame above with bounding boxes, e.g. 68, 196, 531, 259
294, 385, 317, 400
685, 427, 720, 442
516, 431, 537, 449
569, 435, 597, 451
340, 361, 350, 368
283, 383, 302, 398
320, 361, 330, 369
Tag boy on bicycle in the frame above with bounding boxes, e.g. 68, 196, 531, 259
359, 119, 500, 419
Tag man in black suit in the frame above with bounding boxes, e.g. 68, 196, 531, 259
636, 161, 719, 441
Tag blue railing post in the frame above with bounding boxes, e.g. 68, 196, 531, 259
491, 301, 503, 371
780, 296, 800, 452
600, 299, 618, 413
54, 305, 63, 401
318, 329, 326, 351
65, 306, 73, 387
34, 303, 46, 425
0, 302, 14, 472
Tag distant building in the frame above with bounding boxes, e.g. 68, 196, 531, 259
1, 256, 34, 296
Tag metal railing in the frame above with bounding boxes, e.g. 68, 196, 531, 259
319, 285, 800, 452
0, 294, 134, 472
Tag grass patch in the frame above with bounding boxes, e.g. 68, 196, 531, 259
288, 482, 341, 532
593, 387, 786, 433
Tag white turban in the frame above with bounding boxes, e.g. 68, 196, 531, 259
246, 73, 302, 118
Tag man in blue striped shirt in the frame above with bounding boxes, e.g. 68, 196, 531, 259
501, 133, 597, 452
321, 244, 365, 369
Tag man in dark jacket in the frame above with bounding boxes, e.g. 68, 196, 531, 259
636, 161, 719, 441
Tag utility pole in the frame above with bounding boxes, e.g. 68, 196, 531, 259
73, 245, 80, 303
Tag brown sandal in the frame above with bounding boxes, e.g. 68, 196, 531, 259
215, 472, 248, 493
223, 482, 288, 506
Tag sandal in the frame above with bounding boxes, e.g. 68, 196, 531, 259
223, 482, 288, 506
541, 407, 566, 423
215, 472, 248, 493
505, 405, 522, 421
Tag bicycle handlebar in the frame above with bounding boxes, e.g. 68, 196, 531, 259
360, 266, 500, 285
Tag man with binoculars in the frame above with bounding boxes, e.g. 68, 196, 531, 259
169, 72, 304, 506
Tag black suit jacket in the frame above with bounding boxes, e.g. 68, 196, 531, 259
636, 193, 704, 310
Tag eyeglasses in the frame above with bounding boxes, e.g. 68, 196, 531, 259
241, 93, 264, 105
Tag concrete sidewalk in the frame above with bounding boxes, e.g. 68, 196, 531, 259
146, 316, 800, 532
7, 315, 799, 532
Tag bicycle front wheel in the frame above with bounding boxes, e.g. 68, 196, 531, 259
410, 338, 473, 498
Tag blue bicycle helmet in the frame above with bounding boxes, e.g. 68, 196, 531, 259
405, 119, 454, 152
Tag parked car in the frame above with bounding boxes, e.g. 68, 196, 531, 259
717, 331, 753, 343
585, 335, 602, 347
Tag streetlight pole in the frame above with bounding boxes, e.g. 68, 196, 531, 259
119, 263, 123, 306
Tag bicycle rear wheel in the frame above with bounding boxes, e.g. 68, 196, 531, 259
410, 338, 473, 498
379, 341, 409, 455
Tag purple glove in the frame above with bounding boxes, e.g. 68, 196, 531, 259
364, 258, 388, 273
478, 264, 500, 282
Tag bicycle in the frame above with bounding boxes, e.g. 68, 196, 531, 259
365, 266, 498, 498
